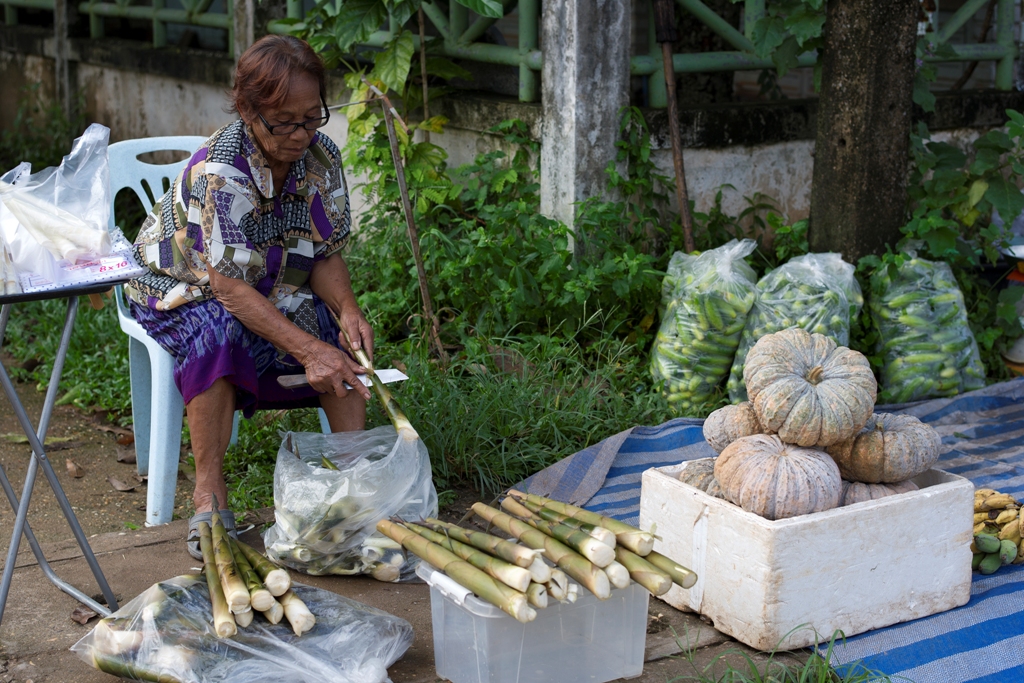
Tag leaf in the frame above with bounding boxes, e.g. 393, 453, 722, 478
107, 476, 136, 492
65, 459, 84, 478
751, 17, 787, 59
913, 74, 936, 113
771, 36, 801, 78
975, 130, 1013, 153
333, 0, 389, 50
784, 10, 825, 47
373, 30, 416, 93
70, 605, 98, 625
116, 446, 137, 464
452, 0, 503, 19
387, 0, 421, 26
969, 148, 1001, 175
418, 115, 448, 133
984, 175, 1024, 226
425, 57, 472, 82
968, 179, 989, 208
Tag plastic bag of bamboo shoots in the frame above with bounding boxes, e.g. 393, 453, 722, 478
869, 254, 985, 403
726, 253, 860, 403
263, 426, 438, 581
651, 239, 758, 414
72, 574, 413, 683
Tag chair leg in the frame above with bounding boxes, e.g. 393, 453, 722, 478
230, 411, 240, 446
145, 350, 184, 527
128, 338, 152, 477
318, 408, 331, 434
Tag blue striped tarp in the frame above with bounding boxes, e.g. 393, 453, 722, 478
519, 377, 1024, 683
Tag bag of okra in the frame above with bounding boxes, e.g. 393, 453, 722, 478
651, 239, 758, 415
868, 254, 985, 403
726, 253, 862, 403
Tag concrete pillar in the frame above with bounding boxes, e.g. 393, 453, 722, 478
232, 0, 255, 61
53, 0, 70, 118
539, 0, 631, 230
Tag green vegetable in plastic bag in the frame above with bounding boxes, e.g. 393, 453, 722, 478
727, 253, 861, 403
651, 239, 758, 414
869, 255, 985, 403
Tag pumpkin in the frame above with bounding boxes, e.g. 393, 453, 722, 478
839, 480, 919, 506
677, 458, 725, 499
826, 413, 942, 483
714, 434, 842, 520
703, 402, 763, 453
743, 328, 877, 448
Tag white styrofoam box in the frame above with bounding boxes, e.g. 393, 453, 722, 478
417, 562, 648, 683
639, 460, 974, 651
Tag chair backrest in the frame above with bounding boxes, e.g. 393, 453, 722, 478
107, 136, 207, 232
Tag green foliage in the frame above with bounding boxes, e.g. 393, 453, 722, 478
854, 110, 1024, 379
743, 0, 825, 80
0, 84, 86, 173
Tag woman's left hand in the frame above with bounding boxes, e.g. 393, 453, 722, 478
337, 306, 374, 363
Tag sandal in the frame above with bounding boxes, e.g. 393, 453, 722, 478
187, 509, 237, 560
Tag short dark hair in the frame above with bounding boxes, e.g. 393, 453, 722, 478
230, 35, 326, 122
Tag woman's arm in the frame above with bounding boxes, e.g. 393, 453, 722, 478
205, 263, 371, 401
309, 252, 374, 361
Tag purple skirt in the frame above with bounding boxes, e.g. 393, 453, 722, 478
129, 298, 342, 417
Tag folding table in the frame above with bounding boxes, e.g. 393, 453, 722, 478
0, 281, 122, 628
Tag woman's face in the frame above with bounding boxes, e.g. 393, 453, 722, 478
247, 72, 323, 169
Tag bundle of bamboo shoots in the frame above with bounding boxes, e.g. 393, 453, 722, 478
198, 498, 314, 636
374, 492, 698, 625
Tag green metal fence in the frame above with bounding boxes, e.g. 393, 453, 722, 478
1, 0, 1019, 105
266, 0, 540, 103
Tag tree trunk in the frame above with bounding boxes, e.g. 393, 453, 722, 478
809, 0, 919, 262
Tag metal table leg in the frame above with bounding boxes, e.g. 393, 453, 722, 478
0, 297, 119, 627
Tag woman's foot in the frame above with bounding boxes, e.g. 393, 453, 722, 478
186, 509, 237, 560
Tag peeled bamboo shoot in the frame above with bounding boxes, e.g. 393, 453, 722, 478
234, 606, 254, 628
526, 582, 548, 609
90, 651, 185, 683
234, 539, 291, 596
472, 503, 610, 600
510, 491, 655, 556
279, 590, 316, 636
211, 512, 250, 613
425, 518, 541, 569
229, 538, 274, 611
199, 521, 236, 638
407, 522, 532, 592
377, 520, 536, 623
370, 561, 400, 583
501, 497, 615, 568
260, 597, 284, 625
604, 561, 630, 589
614, 546, 672, 596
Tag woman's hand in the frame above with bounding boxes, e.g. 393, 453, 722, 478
297, 339, 371, 401
337, 306, 374, 364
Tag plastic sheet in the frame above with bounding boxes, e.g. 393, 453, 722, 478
727, 253, 861, 403
868, 255, 985, 403
650, 239, 758, 415
0, 123, 112, 264
263, 427, 438, 581
72, 574, 413, 683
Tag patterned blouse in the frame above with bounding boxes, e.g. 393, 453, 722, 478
125, 120, 351, 336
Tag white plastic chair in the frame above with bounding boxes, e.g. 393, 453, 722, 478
108, 137, 331, 526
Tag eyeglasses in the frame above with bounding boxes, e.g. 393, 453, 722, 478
258, 100, 331, 136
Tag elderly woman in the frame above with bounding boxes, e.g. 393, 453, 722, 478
124, 35, 372, 558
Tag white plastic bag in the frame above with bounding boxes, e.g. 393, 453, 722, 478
726, 253, 861, 403
263, 427, 438, 581
72, 574, 413, 683
651, 239, 758, 415
0, 123, 112, 264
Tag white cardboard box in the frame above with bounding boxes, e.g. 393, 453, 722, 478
639, 461, 974, 651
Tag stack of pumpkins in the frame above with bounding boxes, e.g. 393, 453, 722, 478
684, 327, 942, 520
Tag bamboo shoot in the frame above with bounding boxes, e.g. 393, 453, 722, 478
510, 491, 655, 556
279, 590, 316, 636
211, 512, 249, 613
199, 521, 236, 638
229, 538, 274, 611
501, 497, 615, 568
426, 518, 541, 569
645, 550, 698, 589
234, 539, 291, 596
407, 522, 532, 592
614, 546, 672, 596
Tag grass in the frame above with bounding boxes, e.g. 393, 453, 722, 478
667, 628, 899, 683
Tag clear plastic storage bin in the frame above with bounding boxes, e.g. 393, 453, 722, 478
417, 562, 648, 683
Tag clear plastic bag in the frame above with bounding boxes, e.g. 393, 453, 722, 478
263, 427, 438, 581
0, 123, 112, 264
72, 574, 413, 683
651, 239, 758, 414
727, 253, 860, 403
869, 255, 985, 403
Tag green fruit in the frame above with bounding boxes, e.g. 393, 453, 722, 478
975, 533, 1001, 554
999, 540, 1018, 566
972, 552, 984, 570
979, 552, 1002, 575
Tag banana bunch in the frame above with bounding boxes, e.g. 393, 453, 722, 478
727, 253, 860, 403
652, 240, 758, 415
971, 488, 1024, 574
869, 256, 986, 404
